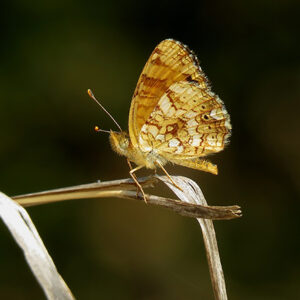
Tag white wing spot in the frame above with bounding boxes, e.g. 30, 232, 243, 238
225, 119, 232, 130
169, 138, 180, 147
156, 134, 165, 142
187, 119, 198, 127
148, 125, 159, 138
160, 96, 172, 114
188, 127, 196, 135
170, 83, 186, 94
207, 140, 216, 146
210, 108, 223, 120
166, 106, 176, 117
191, 134, 202, 147
184, 110, 198, 118
207, 134, 218, 147
175, 145, 184, 154
210, 106, 230, 122
186, 87, 195, 95
141, 125, 147, 133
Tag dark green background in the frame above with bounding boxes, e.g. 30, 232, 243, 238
0, 0, 299, 299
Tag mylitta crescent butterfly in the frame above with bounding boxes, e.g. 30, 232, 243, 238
88, 39, 231, 201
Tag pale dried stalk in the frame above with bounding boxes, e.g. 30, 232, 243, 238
12, 176, 241, 220
160, 176, 232, 300
0, 192, 74, 300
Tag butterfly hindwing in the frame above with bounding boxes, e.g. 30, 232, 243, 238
138, 80, 231, 158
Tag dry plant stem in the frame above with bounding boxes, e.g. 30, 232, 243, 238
13, 177, 154, 207
158, 176, 231, 300
12, 177, 241, 220
0, 192, 74, 300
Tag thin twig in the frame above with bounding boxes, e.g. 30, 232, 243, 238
12, 176, 241, 220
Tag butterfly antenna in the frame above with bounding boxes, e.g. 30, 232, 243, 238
87, 89, 122, 132
94, 126, 111, 134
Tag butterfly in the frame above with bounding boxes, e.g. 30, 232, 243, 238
89, 39, 231, 201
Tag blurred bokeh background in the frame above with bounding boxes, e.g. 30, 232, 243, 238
0, 0, 299, 299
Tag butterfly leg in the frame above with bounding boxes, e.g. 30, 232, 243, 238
127, 159, 148, 203
155, 160, 183, 192
127, 159, 140, 196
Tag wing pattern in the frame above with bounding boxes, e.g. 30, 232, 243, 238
129, 39, 209, 146
138, 80, 231, 158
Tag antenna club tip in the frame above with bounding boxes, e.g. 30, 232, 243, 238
94, 125, 100, 132
87, 89, 93, 97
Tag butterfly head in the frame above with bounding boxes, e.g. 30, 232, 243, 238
109, 131, 130, 156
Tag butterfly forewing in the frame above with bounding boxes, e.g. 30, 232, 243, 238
129, 39, 210, 147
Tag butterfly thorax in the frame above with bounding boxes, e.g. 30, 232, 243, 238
109, 131, 167, 169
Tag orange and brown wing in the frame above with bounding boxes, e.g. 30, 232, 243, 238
128, 39, 209, 147
138, 81, 231, 158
